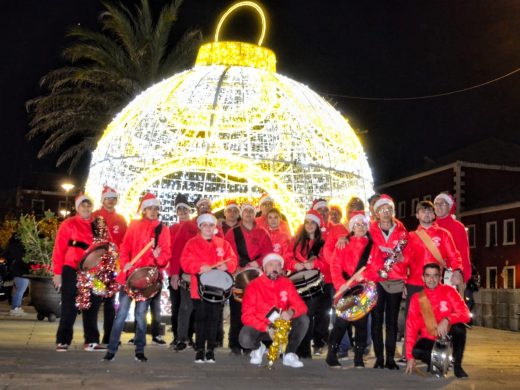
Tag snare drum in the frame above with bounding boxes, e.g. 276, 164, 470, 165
125, 266, 162, 301
288, 269, 324, 299
334, 281, 378, 322
198, 270, 234, 303
233, 268, 262, 302
79, 242, 110, 271
430, 336, 453, 378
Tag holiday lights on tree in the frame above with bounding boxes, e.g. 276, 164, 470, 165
84, 1, 374, 231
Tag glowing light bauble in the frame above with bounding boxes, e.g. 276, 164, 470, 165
85, 2, 373, 230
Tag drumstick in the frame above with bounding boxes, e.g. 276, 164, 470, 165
334, 266, 366, 299
210, 258, 231, 269
128, 239, 154, 268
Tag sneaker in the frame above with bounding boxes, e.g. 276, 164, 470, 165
313, 346, 323, 356
152, 335, 167, 346
84, 343, 108, 352
102, 352, 115, 362
454, 365, 469, 378
205, 350, 216, 363
174, 342, 187, 352
194, 350, 205, 364
283, 352, 304, 368
250, 343, 266, 365
9, 307, 27, 317
128, 338, 135, 345
338, 351, 349, 361
134, 353, 148, 362
56, 343, 68, 352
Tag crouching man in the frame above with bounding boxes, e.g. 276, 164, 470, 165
239, 253, 309, 368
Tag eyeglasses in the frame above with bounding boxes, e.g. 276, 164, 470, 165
377, 208, 393, 214
352, 223, 367, 228
433, 202, 449, 207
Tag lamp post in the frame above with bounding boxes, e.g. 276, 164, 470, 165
61, 183, 75, 215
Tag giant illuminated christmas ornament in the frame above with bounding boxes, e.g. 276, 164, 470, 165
85, 1, 373, 231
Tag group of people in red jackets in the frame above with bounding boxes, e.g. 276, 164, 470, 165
51, 188, 472, 378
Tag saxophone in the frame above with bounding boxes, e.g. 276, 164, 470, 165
266, 318, 291, 368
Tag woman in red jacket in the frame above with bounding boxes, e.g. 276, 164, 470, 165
326, 211, 383, 368
52, 194, 104, 352
286, 209, 327, 359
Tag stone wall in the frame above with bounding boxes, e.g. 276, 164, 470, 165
473, 289, 520, 331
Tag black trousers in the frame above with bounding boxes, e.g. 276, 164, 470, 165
402, 284, 424, 357
239, 315, 310, 354
102, 296, 115, 344
371, 282, 402, 362
329, 315, 369, 364
168, 279, 181, 342
412, 323, 467, 366
297, 292, 330, 356
192, 299, 222, 351
56, 265, 101, 345
312, 283, 333, 348
229, 295, 243, 350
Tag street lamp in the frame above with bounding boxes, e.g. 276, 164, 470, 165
61, 182, 75, 212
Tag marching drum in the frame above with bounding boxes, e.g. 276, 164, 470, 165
198, 269, 234, 303
79, 242, 110, 271
334, 281, 378, 322
288, 269, 325, 299
430, 336, 453, 378
233, 268, 262, 302
125, 266, 162, 300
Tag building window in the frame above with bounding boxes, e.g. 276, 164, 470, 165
486, 267, 497, 289
411, 198, 419, 216
423, 194, 431, 201
503, 266, 516, 289
485, 221, 497, 247
503, 219, 515, 245
467, 224, 476, 248
31, 199, 44, 216
397, 201, 406, 218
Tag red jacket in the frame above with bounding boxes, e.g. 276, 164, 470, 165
225, 223, 273, 269
170, 217, 223, 276
52, 215, 94, 275
180, 234, 238, 299
402, 224, 462, 286
168, 220, 188, 276
330, 236, 383, 291
267, 227, 291, 258
241, 274, 308, 332
323, 223, 349, 269
116, 218, 171, 285
405, 284, 471, 360
256, 215, 291, 236
285, 237, 331, 283
369, 219, 409, 281
436, 216, 471, 283
92, 208, 127, 247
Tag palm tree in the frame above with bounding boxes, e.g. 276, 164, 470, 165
26, 0, 202, 171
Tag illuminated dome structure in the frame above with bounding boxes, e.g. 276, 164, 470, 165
85, 1, 373, 230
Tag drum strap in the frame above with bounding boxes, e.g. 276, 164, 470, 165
153, 223, 163, 249
415, 230, 446, 268
68, 240, 89, 250
418, 291, 438, 336
233, 226, 251, 267
354, 233, 373, 275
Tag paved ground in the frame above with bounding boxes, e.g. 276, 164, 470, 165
1, 302, 519, 390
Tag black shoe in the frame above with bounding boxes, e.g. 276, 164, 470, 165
134, 353, 148, 362
128, 338, 135, 345
396, 357, 407, 365
385, 359, 399, 370
354, 360, 365, 368
102, 352, 115, 362
454, 365, 468, 378
152, 336, 167, 346
174, 341, 187, 352
195, 350, 205, 364
373, 358, 384, 369
326, 347, 341, 368
205, 350, 216, 363
230, 347, 242, 356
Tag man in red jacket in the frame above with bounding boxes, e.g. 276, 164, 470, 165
405, 263, 470, 378
225, 202, 273, 356
239, 253, 309, 368
102, 193, 171, 362
92, 186, 128, 345
52, 194, 105, 352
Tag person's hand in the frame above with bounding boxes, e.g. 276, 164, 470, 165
170, 274, 180, 290
217, 263, 228, 271
337, 281, 350, 296
280, 309, 294, 321
396, 253, 404, 262
304, 260, 314, 270
249, 260, 260, 269
200, 265, 212, 274
294, 263, 305, 271
124, 263, 132, 271
335, 237, 348, 250
402, 285, 408, 299
450, 270, 463, 286
267, 325, 275, 340
52, 274, 62, 291
405, 358, 416, 375
437, 318, 449, 338
152, 246, 161, 259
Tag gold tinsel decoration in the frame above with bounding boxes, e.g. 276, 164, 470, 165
266, 318, 291, 368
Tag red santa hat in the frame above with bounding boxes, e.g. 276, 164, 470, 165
258, 193, 274, 207
196, 197, 212, 208
224, 199, 240, 211
434, 193, 456, 214
75, 193, 93, 210
101, 186, 118, 201
240, 202, 255, 215
196, 213, 218, 228
330, 204, 343, 215
139, 193, 160, 213
348, 211, 369, 231
312, 198, 329, 211
305, 209, 326, 232
373, 194, 395, 212
262, 253, 284, 268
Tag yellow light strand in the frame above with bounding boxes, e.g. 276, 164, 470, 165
215, 1, 267, 46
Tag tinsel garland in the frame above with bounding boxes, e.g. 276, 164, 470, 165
266, 318, 291, 368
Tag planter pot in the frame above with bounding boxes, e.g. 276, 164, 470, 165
26, 275, 61, 322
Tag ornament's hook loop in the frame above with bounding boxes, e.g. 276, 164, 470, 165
215, 1, 267, 46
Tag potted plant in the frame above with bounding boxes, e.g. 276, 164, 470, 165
18, 212, 61, 321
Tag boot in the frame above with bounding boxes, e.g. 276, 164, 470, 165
326, 344, 341, 368
354, 344, 365, 368
373, 357, 384, 369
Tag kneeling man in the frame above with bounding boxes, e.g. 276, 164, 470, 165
405, 263, 471, 378
239, 253, 309, 368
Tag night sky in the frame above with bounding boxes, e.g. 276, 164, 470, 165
2, 0, 520, 191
